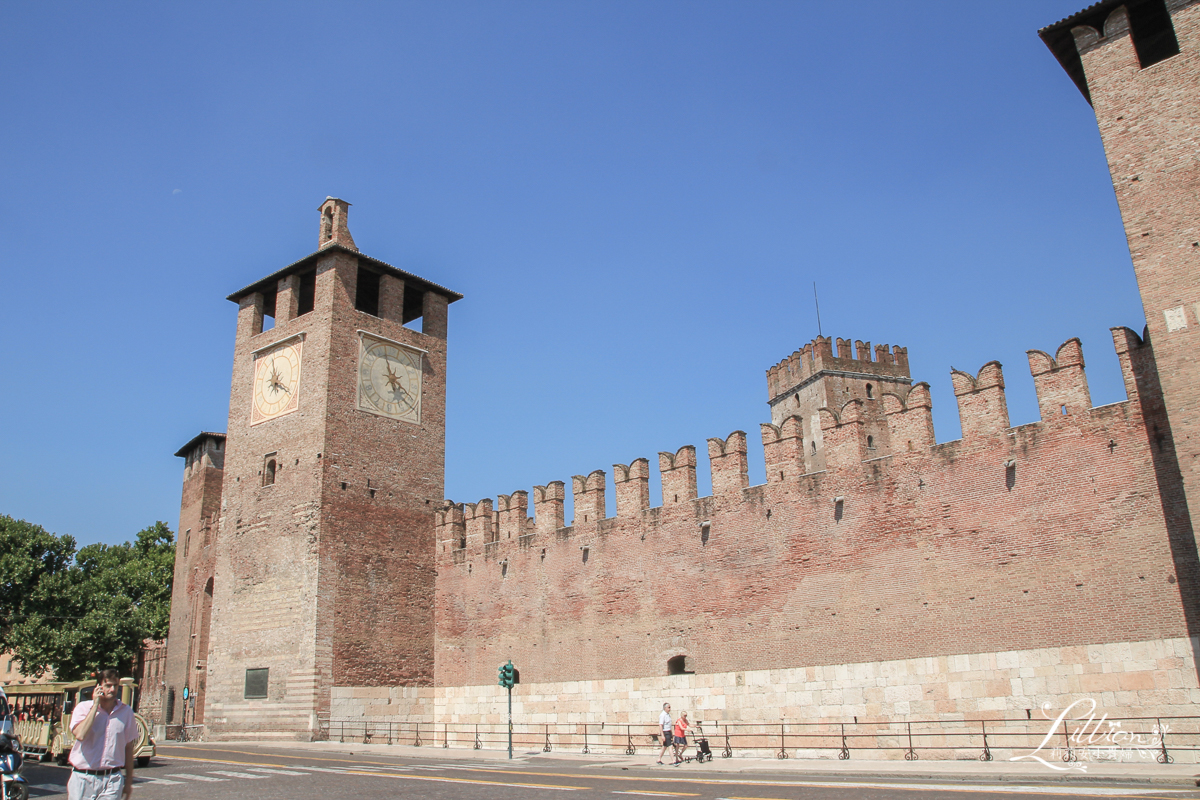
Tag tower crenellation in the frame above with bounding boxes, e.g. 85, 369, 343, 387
950, 361, 1009, 439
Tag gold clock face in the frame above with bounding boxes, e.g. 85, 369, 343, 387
251, 339, 302, 425
358, 335, 422, 422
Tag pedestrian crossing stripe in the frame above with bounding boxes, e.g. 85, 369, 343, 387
164, 773, 227, 782
245, 767, 308, 776
208, 770, 269, 779
134, 777, 185, 785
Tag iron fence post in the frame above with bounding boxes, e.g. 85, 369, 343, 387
979, 720, 992, 762
776, 722, 788, 759
903, 721, 918, 761
1157, 717, 1173, 764
839, 722, 850, 760
1061, 720, 1076, 763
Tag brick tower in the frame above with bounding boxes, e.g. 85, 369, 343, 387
163, 432, 225, 729
1040, 1, 1200, 530
202, 199, 461, 738
765, 336, 911, 472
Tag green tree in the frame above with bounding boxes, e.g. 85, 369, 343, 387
0, 516, 76, 664
7, 521, 175, 680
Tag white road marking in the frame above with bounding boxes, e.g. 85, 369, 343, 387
164, 773, 227, 782
245, 766, 309, 775
133, 777, 186, 785
208, 770, 269, 779
613, 792, 701, 797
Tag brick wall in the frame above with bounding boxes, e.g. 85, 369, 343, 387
434, 332, 1199, 704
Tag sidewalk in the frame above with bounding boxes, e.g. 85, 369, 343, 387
175, 740, 1200, 787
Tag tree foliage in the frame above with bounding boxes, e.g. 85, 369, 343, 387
0, 516, 75, 656
1, 517, 174, 680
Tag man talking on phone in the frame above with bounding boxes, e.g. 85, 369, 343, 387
67, 669, 138, 800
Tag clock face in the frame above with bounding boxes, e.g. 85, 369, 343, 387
358, 335, 422, 422
251, 339, 302, 425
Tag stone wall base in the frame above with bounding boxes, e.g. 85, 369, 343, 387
330, 636, 1200, 762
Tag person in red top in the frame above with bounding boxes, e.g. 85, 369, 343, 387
67, 669, 139, 800
672, 711, 692, 764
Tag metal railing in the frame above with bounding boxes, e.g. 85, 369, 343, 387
321, 715, 1198, 763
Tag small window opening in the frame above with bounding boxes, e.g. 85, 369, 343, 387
700, 521, 710, 545
263, 458, 276, 487
865, 383, 873, 399
673, 494, 678, 503
811, 441, 817, 454
322, 208, 333, 243
779, 470, 785, 481
458, 536, 466, 549
297, 270, 316, 316
581, 546, 590, 563
355, 265, 381, 316
667, 655, 693, 675
1060, 404, 1067, 415
184, 529, 191, 557
501, 561, 508, 578
341, 481, 348, 491
583, 514, 587, 522
262, 289, 277, 332
867, 435, 874, 449
1129, 0, 1180, 68
244, 668, 269, 699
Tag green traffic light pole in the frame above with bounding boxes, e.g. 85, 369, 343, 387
499, 660, 515, 759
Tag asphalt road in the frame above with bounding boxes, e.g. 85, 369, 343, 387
16, 745, 1200, 800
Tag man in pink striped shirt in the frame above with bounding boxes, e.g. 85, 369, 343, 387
67, 670, 138, 800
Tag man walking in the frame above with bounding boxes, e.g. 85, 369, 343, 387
657, 702, 674, 764
68, 670, 139, 800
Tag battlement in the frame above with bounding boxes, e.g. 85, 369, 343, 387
766, 335, 910, 404
439, 333, 1156, 570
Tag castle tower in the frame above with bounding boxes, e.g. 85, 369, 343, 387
202, 199, 461, 738
765, 337, 911, 472
163, 432, 225, 729
1041, 1, 1200, 526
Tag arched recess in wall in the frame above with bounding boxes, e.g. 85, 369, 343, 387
195, 577, 215, 724
667, 655, 694, 675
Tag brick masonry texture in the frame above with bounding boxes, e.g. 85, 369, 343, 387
433, 331, 1197, 694
165, 3, 1200, 744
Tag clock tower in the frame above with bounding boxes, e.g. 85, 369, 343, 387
202, 198, 461, 738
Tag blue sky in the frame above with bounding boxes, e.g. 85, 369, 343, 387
1, 1, 1143, 547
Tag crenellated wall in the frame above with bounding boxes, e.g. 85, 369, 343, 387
432, 331, 1200, 718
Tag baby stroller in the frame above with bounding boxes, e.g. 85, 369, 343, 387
692, 725, 713, 763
